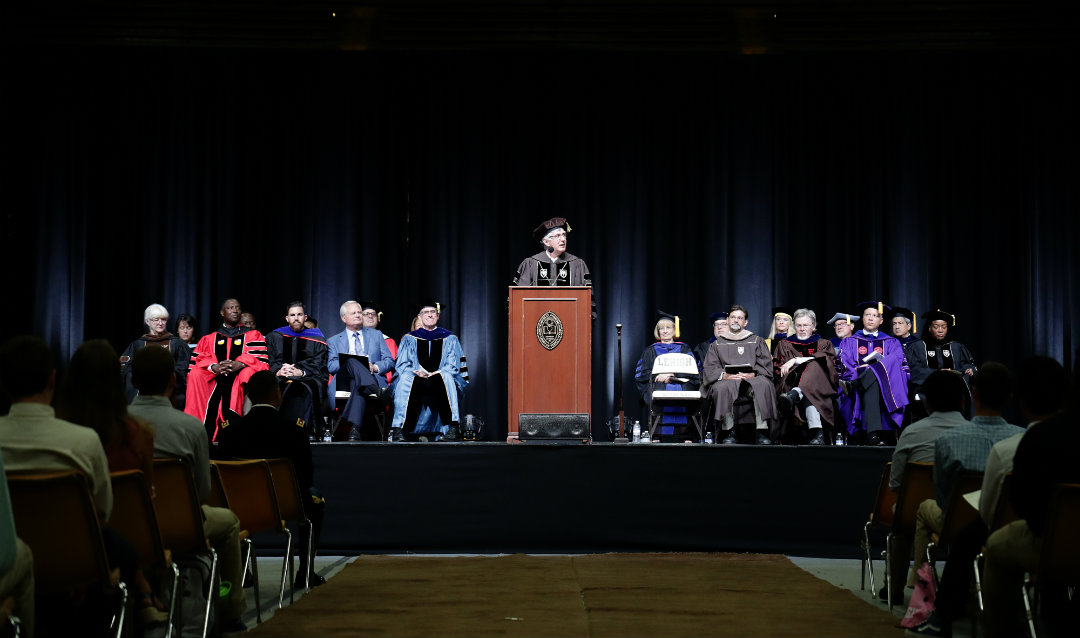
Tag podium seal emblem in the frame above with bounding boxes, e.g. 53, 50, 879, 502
536, 311, 564, 351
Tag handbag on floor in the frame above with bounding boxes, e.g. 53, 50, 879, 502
900, 561, 936, 628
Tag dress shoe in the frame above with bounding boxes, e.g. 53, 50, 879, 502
720, 430, 737, 445
777, 390, 797, 421
442, 424, 461, 441
390, 427, 404, 442
868, 431, 887, 446
806, 428, 826, 445
754, 431, 773, 445
295, 572, 327, 589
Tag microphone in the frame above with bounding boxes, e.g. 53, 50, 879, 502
546, 245, 554, 253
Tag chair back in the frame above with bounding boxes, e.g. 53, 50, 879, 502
892, 462, 935, 536
651, 352, 699, 376
212, 460, 282, 535
990, 472, 1019, 531
108, 469, 169, 569
937, 470, 985, 546
869, 462, 898, 527
6, 470, 114, 593
1037, 483, 1080, 586
151, 457, 210, 555
206, 462, 229, 509
265, 458, 307, 526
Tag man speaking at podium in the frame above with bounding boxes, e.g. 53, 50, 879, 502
512, 217, 592, 288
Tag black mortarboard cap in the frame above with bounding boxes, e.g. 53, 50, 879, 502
922, 309, 956, 326
708, 311, 728, 323
655, 309, 680, 338
532, 217, 571, 242
359, 300, 383, 323
416, 298, 446, 315
855, 300, 892, 316
892, 307, 916, 332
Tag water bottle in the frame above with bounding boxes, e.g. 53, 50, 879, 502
632, 421, 641, 443
322, 430, 332, 443
641, 426, 651, 443
834, 432, 845, 446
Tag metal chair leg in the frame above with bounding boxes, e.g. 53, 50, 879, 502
1022, 573, 1037, 638
278, 528, 293, 609
884, 533, 893, 611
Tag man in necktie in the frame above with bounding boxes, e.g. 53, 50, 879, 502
837, 300, 910, 445
327, 300, 396, 440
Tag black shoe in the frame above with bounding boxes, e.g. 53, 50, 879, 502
777, 390, 797, 421
390, 427, 404, 442
868, 431, 887, 446
807, 428, 825, 445
442, 424, 461, 441
720, 430, 737, 445
295, 572, 326, 589
877, 585, 904, 605
755, 431, 773, 445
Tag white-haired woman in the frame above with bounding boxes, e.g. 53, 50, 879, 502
633, 311, 701, 441
119, 303, 191, 407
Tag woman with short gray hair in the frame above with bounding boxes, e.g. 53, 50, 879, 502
119, 303, 191, 407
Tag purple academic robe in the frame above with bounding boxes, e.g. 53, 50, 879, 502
838, 331, 909, 433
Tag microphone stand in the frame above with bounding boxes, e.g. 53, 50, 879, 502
614, 323, 629, 443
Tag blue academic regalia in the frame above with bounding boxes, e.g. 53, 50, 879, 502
391, 328, 469, 435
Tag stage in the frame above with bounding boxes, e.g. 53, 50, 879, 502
299, 441, 894, 559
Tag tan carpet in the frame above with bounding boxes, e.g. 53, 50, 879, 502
247, 553, 905, 637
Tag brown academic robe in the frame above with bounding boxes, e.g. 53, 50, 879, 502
701, 331, 777, 421
773, 337, 838, 425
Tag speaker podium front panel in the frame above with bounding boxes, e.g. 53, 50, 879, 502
508, 287, 592, 441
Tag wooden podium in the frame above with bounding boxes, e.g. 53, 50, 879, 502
507, 286, 592, 441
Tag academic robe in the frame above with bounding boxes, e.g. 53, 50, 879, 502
773, 335, 838, 426
119, 332, 190, 406
184, 327, 270, 438
391, 328, 469, 434
265, 327, 330, 425
838, 331, 909, 433
701, 331, 777, 421
513, 251, 592, 287
634, 341, 701, 434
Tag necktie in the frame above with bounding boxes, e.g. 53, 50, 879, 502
354, 331, 365, 356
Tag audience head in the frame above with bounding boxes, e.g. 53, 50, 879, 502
131, 344, 177, 396
176, 313, 198, 344
143, 303, 170, 336
55, 339, 128, 446
339, 300, 363, 330
0, 336, 55, 402
971, 361, 1012, 413
220, 298, 242, 328
1015, 356, 1070, 422
791, 308, 816, 339
921, 369, 968, 414
285, 301, 307, 333
243, 370, 281, 406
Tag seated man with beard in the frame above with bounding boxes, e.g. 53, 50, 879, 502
774, 308, 839, 445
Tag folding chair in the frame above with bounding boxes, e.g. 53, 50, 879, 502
884, 461, 935, 610
152, 458, 219, 638
6, 470, 128, 638
647, 352, 704, 441
211, 459, 285, 624
1021, 483, 1080, 638
925, 470, 985, 585
861, 461, 897, 594
108, 469, 180, 637
265, 458, 313, 605
975, 472, 1019, 613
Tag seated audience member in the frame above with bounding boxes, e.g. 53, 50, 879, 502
774, 308, 838, 445
327, 300, 396, 441
907, 310, 977, 410
692, 312, 726, 366
826, 311, 856, 351
838, 301, 909, 445
0, 454, 34, 638
701, 305, 777, 445
217, 371, 325, 589
175, 313, 199, 354
634, 311, 701, 441
879, 370, 970, 604
240, 312, 257, 330
905, 362, 1024, 637
127, 345, 248, 634
119, 303, 191, 407
391, 300, 470, 442
56, 339, 168, 626
982, 405, 1080, 638
0, 337, 122, 634
359, 300, 398, 385
264, 301, 329, 434
764, 306, 793, 354
184, 298, 270, 442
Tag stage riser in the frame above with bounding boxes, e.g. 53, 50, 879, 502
278, 443, 894, 559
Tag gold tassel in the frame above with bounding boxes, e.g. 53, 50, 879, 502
378, 311, 383, 323
674, 315, 681, 339
878, 301, 883, 315
566, 223, 571, 233
436, 302, 441, 315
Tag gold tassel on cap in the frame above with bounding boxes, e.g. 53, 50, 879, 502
878, 301, 883, 315
674, 315, 681, 339
436, 302, 441, 315
565, 223, 571, 233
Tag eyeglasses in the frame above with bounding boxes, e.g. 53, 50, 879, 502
361, 311, 377, 317
546, 233, 566, 240
420, 310, 439, 316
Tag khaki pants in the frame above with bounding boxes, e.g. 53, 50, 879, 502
909, 499, 944, 587
202, 504, 246, 623
982, 519, 1041, 638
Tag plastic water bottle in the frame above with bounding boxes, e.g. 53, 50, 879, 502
834, 432, 845, 446
322, 430, 332, 443
632, 421, 641, 443
641, 427, 651, 443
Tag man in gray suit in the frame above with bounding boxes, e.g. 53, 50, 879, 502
327, 300, 396, 440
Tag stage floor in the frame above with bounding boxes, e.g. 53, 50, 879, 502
301, 441, 894, 558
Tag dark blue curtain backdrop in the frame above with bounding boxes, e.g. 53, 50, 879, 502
5, 49, 1077, 438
